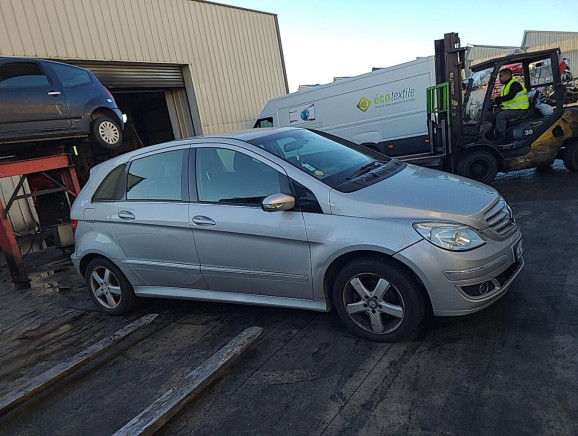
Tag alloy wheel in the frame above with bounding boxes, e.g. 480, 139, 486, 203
342, 273, 405, 334
89, 266, 122, 309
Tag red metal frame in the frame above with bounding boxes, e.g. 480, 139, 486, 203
0, 153, 80, 287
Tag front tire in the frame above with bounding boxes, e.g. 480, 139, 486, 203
85, 257, 136, 316
332, 259, 425, 342
91, 115, 123, 150
456, 150, 498, 184
563, 142, 578, 171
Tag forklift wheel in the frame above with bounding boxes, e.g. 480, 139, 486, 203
563, 143, 578, 171
456, 150, 498, 185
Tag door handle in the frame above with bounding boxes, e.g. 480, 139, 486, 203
192, 215, 216, 226
47, 91, 62, 96
118, 211, 135, 220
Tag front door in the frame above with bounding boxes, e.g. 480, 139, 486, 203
190, 146, 313, 299
0, 61, 71, 136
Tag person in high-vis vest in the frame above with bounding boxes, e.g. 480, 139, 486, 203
492, 68, 529, 143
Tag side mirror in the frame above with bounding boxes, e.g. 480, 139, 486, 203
261, 193, 295, 212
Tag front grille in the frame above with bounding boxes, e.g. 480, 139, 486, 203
484, 197, 517, 236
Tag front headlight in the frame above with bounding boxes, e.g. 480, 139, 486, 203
413, 222, 486, 251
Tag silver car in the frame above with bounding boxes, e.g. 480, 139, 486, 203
70, 127, 524, 342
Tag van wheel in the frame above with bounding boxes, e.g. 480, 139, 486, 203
456, 150, 498, 184
332, 258, 425, 342
563, 142, 578, 171
91, 115, 123, 150
85, 257, 136, 316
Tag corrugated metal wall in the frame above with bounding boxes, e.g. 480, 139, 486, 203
465, 45, 520, 72
522, 31, 578, 49
522, 31, 578, 81
0, 0, 288, 134
0, 177, 40, 233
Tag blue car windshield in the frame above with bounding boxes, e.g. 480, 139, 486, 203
247, 129, 398, 190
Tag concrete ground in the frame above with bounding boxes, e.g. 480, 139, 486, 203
0, 162, 577, 435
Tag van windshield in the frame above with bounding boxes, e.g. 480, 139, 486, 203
247, 129, 402, 191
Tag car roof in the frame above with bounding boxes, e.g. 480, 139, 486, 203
100, 127, 302, 166
0, 56, 89, 70
196, 126, 298, 141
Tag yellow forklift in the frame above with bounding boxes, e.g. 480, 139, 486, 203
428, 33, 578, 184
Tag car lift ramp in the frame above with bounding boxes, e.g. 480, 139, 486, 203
0, 152, 81, 287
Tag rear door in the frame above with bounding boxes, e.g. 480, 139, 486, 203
0, 60, 71, 136
46, 62, 96, 124
109, 146, 207, 289
189, 144, 313, 299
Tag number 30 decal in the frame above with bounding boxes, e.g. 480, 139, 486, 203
524, 129, 534, 136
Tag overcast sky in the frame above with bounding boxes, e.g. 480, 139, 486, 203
219, 0, 578, 92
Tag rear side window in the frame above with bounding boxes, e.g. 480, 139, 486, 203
0, 62, 49, 87
50, 63, 92, 87
126, 150, 185, 201
92, 164, 126, 202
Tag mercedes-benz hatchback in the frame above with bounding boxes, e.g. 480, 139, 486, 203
71, 127, 524, 342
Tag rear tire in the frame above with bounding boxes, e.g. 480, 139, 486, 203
85, 257, 136, 316
563, 142, 578, 171
91, 115, 123, 150
332, 258, 425, 342
456, 150, 498, 184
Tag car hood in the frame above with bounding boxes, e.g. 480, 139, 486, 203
329, 164, 499, 226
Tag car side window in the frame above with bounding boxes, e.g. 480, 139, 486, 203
195, 148, 286, 205
126, 150, 185, 201
254, 117, 273, 128
50, 63, 92, 88
92, 164, 126, 202
0, 62, 50, 87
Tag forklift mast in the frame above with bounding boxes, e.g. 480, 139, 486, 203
434, 33, 468, 144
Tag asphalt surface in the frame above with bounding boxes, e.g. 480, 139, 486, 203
0, 162, 577, 435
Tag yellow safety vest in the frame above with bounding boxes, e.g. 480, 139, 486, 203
500, 78, 529, 110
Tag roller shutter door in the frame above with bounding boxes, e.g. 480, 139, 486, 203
61, 61, 185, 89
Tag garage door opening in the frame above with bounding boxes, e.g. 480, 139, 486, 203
72, 89, 189, 184
116, 90, 175, 150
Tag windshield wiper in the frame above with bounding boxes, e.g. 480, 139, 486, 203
346, 161, 385, 180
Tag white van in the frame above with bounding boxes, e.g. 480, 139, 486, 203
255, 56, 436, 157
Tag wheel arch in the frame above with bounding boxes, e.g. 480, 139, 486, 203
323, 250, 433, 314
79, 253, 119, 278
90, 107, 121, 123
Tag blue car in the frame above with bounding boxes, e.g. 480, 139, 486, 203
0, 57, 125, 151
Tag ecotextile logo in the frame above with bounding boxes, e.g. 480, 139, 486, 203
357, 97, 371, 112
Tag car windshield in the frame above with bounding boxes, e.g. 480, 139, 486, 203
247, 130, 400, 190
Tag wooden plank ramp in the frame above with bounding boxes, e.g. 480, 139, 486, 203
0, 313, 158, 416
114, 326, 263, 436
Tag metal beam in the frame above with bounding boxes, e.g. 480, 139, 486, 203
0, 154, 72, 178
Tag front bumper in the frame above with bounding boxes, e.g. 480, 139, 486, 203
394, 231, 524, 316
